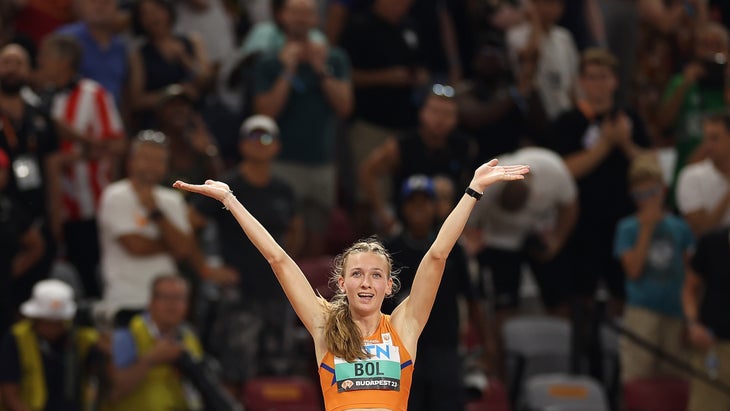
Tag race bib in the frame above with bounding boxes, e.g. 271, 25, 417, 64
334, 333, 402, 392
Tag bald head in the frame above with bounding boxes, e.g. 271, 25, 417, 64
0, 44, 31, 95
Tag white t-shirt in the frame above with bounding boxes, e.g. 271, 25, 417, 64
676, 158, 730, 228
99, 180, 191, 311
506, 23, 579, 120
469, 147, 577, 251
175, 0, 235, 65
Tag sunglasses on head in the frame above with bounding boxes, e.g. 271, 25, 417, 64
631, 185, 663, 201
431, 83, 455, 98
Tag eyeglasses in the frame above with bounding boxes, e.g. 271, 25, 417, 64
136, 129, 167, 145
431, 83, 455, 98
631, 185, 663, 201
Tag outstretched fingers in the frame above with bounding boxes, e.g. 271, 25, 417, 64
503, 165, 530, 175
173, 180, 225, 201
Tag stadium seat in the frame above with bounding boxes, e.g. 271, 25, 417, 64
502, 316, 572, 405
522, 373, 609, 411
623, 376, 689, 411
241, 376, 323, 411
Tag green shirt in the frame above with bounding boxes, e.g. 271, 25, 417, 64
661, 74, 725, 181
253, 47, 351, 165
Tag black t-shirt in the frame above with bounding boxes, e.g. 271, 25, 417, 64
690, 227, 730, 339
0, 194, 33, 332
0, 331, 81, 411
383, 235, 478, 348
192, 170, 296, 300
340, 9, 424, 128
0, 98, 59, 221
395, 129, 473, 206
546, 107, 650, 244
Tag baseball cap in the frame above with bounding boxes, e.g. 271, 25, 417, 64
400, 175, 436, 201
240, 115, 279, 141
0, 148, 9, 170
20, 279, 77, 321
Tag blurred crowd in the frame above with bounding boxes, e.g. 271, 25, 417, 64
1, 0, 730, 410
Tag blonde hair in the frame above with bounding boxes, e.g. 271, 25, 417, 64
322, 237, 400, 362
628, 152, 664, 186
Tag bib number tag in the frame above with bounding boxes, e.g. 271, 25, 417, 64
334, 339, 402, 392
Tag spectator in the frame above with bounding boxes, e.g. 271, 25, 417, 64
683, 225, 730, 411
0, 279, 105, 411
506, 0, 579, 120
0, 43, 60, 308
359, 86, 473, 236
154, 84, 224, 188
35, 34, 126, 299
326, 0, 464, 84
98, 131, 195, 325
128, 0, 212, 130
463, 147, 577, 376
456, 44, 547, 163
546, 48, 650, 311
600, 0, 706, 106
188, 115, 303, 383
253, 0, 353, 256
108, 275, 206, 411
384, 175, 492, 411
657, 23, 729, 192
675, 110, 730, 237
466, 146, 578, 312
614, 152, 693, 383
174, 0, 236, 77
236, 0, 327, 62
56, 0, 129, 105
341, 0, 431, 180
0, 148, 45, 336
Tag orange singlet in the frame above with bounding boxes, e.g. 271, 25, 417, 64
318, 314, 414, 411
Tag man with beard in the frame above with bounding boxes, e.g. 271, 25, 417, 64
0, 43, 60, 309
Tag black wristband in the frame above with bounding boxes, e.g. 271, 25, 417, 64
148, 209, 164, 222
465, 187, 483, 201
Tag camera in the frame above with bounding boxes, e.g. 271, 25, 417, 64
698, 53, 727, 91
176, 351, 244, 411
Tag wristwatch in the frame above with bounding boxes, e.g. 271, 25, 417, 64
465, 187, 483, 201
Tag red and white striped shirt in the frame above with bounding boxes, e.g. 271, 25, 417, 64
52, 78, 124, 221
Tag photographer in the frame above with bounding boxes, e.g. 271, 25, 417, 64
657, 23, 730, 196
109, 275, 238, 411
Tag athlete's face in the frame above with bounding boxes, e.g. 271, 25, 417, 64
339, 252, 392, 316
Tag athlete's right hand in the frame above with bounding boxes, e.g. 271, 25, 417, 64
144, 339, 183, 366
174, 180, 232, 203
